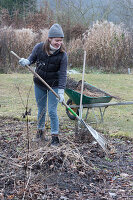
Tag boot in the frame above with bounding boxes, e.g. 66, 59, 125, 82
50, 135, 60, 146
36, 129, 45, 140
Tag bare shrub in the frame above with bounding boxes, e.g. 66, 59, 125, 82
0, 2, 54, 31
83, 21, 133, 72
63, 22, 87, 42
0, 8, 24, 29
0, 27, 37, 72
0, 9, 11, 27
14, 28, 37, 57
70, 23, 87, 39
67, 38, 84, 68
25, 5, 54, 32
0, 26, 15, 73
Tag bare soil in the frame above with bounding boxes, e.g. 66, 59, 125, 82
0, 116, 133, 200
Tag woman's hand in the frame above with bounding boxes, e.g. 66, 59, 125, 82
19, 58, 30, 67
58, 89, 64, 103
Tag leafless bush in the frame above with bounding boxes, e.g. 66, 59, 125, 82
0, 9, 11, 27
83, 21, 133, 72
70, 23, 87, 39
0, 2, 54, 31
24, 5, 54, 32
0, 26, 51, 73
66, 21, 133, 72
0, 27, 37, 72
0, 8, 24, 29
62, 22, 87, 42
0, 26, 15, 73
14, 28, 37, 57
1, 19, 132, 73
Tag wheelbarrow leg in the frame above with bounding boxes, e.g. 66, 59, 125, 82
85, 107, 102, 124
99, 106, 108, 123
85, 108, 89, 121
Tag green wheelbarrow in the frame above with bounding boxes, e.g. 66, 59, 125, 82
65, 83, 113, 121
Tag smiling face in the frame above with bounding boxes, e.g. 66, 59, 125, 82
48, 38, 63, 49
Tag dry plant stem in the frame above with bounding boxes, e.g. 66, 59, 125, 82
14, 78, 33, 172
15, 75, 33, 197
15, 81, 33, 114
22, 169, 32, 200
0, 154, 23, 168
0, 152, 32, 169
20, 147, 44, 161
30, 157, 44, 168
25, 114, 30, 169
15, 84, 26, 109
23, 114, 31, 197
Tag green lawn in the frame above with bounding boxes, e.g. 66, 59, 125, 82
0, 73, 133, 138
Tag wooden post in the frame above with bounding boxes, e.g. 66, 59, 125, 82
79, 50, 86, 119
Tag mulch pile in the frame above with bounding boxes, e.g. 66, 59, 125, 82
66, 77, 110, 98
0, 116, 133, 200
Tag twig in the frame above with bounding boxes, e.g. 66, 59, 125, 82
65, 137, 94, 169
15, 84, 26, 110
22, 169, 32, 200
0, 154, 24, 168
30, 157, 44, 167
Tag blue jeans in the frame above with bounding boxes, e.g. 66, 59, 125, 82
34, 83, 59, 135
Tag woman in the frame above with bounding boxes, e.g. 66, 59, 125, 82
19, 24, 68, 145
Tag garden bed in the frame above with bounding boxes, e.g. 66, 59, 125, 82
0, 116, 132, 199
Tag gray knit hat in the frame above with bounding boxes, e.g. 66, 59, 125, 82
48, 23, 64, 38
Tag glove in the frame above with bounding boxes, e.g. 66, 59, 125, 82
58, 89, 64, 103
19, 58, 30, 67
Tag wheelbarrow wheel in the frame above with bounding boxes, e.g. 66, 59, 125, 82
66, 99, 79, 120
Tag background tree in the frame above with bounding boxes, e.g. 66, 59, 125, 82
0, 0, 36, 16
115, 0, 133, 29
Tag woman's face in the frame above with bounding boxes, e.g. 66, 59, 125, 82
49, 38, 63, 48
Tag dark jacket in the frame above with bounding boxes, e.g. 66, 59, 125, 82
28, 42, 68, 89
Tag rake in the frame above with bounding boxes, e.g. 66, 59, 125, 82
11, 51, 110, 154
